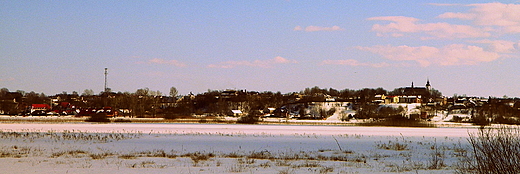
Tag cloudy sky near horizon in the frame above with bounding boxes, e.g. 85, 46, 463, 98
1, 1, 520, 97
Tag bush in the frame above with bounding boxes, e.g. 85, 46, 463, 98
113, 118, 131, 123
493, 116, 520, 125
237, 115, 260, 124
472, 115, 490, 126
237, 110, 261, 124
458, 126, 520, 173
357, 115, 435, 127
86, 113, 110, 122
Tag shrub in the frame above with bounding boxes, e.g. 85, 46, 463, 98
428, 141, 445, 169
182, 151, 214, 165
471, 115, 490, 126
458, 126, 520, 173
237, 115, 260, 124
358, 115, 435, 127
90, 152, 112, 159
237, 110, 261, 124
493, 116, 520, 125
86, 113, 110, 122
113, 118, 131, 123
247, 150, 273, 159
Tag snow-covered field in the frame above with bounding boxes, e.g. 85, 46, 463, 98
0, 123, 480, 174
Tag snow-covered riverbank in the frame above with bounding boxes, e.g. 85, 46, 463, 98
0, 123, 480, 173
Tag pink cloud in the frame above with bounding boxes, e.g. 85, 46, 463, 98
356, 44, 500, 66
469, 3, 520, 28
208, 56, 298, 68
470, 40, 518, 53
368, 16, 490, 39
437, 12, 476, 20
437, 3, 520, 33
294, 25, 344, 32
147, 58, 187, 67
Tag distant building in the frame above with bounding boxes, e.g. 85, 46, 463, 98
31, 104, 51, 113
401, 80, 431, 97
388, 80, 434, 104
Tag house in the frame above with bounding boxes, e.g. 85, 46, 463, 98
31, 104, 51, 114
230, 110, 243, 117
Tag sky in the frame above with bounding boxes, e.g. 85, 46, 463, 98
1, 1, 520, 97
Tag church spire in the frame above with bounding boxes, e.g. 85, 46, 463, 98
426, 79, 431, 91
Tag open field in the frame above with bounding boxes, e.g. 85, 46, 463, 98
0, 122, 486, 174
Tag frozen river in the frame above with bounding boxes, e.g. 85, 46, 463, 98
0, 122, 479, 137
0, 123, 482, 173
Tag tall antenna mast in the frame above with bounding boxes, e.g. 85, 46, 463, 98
104, 68, 108, 92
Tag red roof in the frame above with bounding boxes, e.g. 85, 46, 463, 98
60, 102, 70, 107
32, 104, 50, 109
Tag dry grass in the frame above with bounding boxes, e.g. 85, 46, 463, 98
376, 140, 409, 151
0, 130, 142, 143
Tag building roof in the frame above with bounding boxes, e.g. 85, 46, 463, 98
31, 104, 50, 109
399, 81, 431, 96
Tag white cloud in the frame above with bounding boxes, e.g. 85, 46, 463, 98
356, 44, 500, 66
294, 25, 344, 32
208, 56, 298, 68
368, 16, 490, 39
146, 58, 187, 67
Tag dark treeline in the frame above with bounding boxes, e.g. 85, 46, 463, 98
2, 86, 520, 125
1, 86, 437, 117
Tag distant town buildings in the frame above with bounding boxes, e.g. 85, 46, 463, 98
1, 79, 519, 124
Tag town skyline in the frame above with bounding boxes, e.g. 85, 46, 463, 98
2, 1, 520, 97
0, 79, 498, 99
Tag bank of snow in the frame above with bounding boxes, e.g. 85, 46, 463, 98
0, 123, 480, 174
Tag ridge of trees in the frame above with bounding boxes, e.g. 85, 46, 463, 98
4, 86, 520, 124
2, 86, 438, 116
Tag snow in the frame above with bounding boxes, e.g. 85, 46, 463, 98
0, 123, 481, 173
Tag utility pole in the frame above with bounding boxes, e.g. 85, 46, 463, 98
104, 68, 108, 92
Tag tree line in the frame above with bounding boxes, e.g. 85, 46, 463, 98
4, 85, 520, 125
1, 86, 440, 117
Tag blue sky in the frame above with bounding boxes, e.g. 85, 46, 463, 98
1, 1, 520, 97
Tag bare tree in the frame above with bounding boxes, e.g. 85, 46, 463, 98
82, 89, 94, 96
170, 87, 178, 97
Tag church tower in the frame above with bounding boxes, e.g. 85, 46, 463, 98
426, 79, 431, 92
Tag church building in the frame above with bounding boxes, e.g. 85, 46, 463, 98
391, 80, 433, 103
